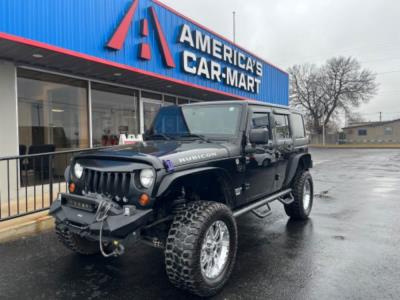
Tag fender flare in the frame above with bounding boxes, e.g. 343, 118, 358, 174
283, 153, 313, 187
155, 167, 235, 204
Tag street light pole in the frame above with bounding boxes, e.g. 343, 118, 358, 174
232, 11, 236, 43
322, 115, 326, 146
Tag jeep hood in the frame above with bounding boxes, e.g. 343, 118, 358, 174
76, 141, 235, 169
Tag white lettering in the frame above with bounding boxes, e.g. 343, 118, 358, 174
238, 52, 246, 69
238, 73, 247, 89
247, 76, 255, 93
179, 24, 194, 47
256, 62, 263, 77
223, 45, 233, 64
246, 58, 254, 73
212, 39, 223, 60
226, 68, 239, 87
179, 23, 264, 94
183, 51, 197, 75
210, 61, 222, 82
178, 152, 218, 164
255, 78, 261, 93
195, 31, 211, 54
197, 57, 210, 79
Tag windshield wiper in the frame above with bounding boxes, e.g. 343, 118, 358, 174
179, 134, 211, 143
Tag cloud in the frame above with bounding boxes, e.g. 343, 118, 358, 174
160, 0, 400, 120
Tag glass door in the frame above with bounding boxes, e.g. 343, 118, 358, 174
141, 98, 162, 133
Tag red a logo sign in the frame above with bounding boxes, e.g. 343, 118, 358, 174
107, 0, 175, 68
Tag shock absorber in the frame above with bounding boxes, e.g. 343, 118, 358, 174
172, 199, 186, 214
172, 186, 187, 214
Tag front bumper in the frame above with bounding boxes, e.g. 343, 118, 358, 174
49, 193, 153, 240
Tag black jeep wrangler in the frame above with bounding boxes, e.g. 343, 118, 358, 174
50, 100, 313, 297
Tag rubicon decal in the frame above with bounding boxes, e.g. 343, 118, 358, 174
107, 0, 175, 68
178, 152, 218, 164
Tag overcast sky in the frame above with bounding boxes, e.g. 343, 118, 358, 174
160, 0, 400, 121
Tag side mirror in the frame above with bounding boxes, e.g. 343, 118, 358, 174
250, 128, 269, 144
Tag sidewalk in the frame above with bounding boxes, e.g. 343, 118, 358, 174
0, 209, 54, 243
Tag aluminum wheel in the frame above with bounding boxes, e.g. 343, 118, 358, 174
303, 179, 312, 211
200, 220, 230, 280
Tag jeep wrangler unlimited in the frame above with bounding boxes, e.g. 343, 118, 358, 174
50, 100, 313, 297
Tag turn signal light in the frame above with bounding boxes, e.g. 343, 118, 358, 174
138, 193, 150, 207
69, 183, 76, 193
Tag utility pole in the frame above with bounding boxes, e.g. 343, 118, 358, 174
379, 112, 382, 122
232, 11, 236, 43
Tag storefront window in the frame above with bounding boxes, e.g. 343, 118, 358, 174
141, 91, 163, 132
91, 83, 139, 147
17, 69, 89, 153
178, 98, 190, 105
164, 95, 177, 106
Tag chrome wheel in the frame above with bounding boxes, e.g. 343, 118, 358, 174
303, 179, 311, 211
200, 220, 230, 280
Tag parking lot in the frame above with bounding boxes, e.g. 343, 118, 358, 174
0, 148, 399, 300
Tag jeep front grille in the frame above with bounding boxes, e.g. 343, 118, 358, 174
83, 169, 133, 201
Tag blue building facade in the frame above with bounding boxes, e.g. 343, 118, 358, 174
0, 0, 288, 105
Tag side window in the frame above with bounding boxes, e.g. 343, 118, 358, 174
250, 111, 271, 144
291, 113, 306, 138
274, 114, 291, 139
252, 112, 270, 131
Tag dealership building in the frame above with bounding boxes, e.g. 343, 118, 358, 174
0, 0, 288, 160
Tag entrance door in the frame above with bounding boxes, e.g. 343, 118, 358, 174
141, 99, 162, 133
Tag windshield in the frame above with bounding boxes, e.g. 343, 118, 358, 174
148, 104, 243, 140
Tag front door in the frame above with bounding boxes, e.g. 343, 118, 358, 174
244, 108, 277, 203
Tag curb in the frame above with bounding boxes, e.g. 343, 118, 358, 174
0, 212, 54, 243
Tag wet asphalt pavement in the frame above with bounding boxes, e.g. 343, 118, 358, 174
1, 148, 400, 300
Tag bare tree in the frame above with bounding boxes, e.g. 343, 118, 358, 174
346, 111, 366, 126
289, 57, 377, 134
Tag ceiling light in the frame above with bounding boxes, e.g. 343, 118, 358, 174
166, 85, 173, 88
32, 53, 44, 59
52, 109, 64, 113
113, 72, 122, 77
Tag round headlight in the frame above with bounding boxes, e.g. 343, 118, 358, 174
74, 162, 84, 179
140, 169, 155, 188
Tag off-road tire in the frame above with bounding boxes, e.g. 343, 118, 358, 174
55, 222, 100, 255
165, 201, 238, 297
285, 170, 313, 220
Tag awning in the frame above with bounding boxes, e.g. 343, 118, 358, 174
0, 33, 241, 101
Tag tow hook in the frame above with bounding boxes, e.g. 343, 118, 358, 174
96, 199, 125, 258
110, 240, 125, 257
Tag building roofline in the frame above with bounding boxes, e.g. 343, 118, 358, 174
343, 118, 400, 129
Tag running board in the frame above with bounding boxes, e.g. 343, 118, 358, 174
233, 189, 292, 218
252, 203, 272, 218
278, 193, 294, 205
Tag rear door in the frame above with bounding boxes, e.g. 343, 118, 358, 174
271, 112, 293, 192
290, 113, 308, 150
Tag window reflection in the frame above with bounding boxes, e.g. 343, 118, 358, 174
91, 83, 139, 147
17, 69, 89, 153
